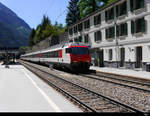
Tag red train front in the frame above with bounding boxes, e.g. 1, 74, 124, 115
68, 44, 91, 71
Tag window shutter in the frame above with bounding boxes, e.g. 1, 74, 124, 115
130, 0, 134, 12
80, 24, 82, 31
98, 14, 101, 25
98, 31, 102, 41
124, 1, 127, 14
116, 5, 119, 17
116, 25, 119, 37
106, 29, 107, 39
100, 31, 102, 41
112, 27, 115, 38
94, 32, 97, 42
141, 0, 144, 8
125, 23, 128, 35
142, 18, 146, 33
87, 20, 89, 28
105, 11, 108, 22
84, 21, 86, 29
131, 21, 135, 34
94, 16, 96, 25
112, 7, 114, 19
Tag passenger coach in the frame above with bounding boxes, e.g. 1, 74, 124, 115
21, 42, 91, 71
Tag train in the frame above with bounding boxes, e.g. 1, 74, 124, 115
21, 42, 92, 71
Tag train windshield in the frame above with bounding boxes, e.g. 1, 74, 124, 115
71, 47, 89, 55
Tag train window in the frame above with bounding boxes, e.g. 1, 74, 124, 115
45, 53, 48, 58
49, 52, 51, 57
57, 51, 59, 57
52, 52, 54, 57
66, 48, 72, 53
72, 47, 89, 55
55, 51, 59, 58
48, 52, 50, 57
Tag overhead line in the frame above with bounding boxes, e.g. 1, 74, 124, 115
45, 0, 56, 15
54, 0, 69, 22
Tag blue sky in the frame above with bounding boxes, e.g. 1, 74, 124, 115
0, 0, 70, 29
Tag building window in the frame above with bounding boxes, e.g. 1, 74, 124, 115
78, 23, 83, 32
78, 36, 82, 42
105, 7, 114, 22
69, 28, 73, 35
74, 37, 78, 42
131, 17, 146, 34
106, 27, 115, 39
94, 31, 102, 42
116, 1, 127, 17
84, 19, 90, 29
109, 49, 113, 61
94, 14, 101, 26
69, 40, 73, 43
130, 0, 145, 12
116, 23, 128, 37
84, 34, 89, 43
74, 25, 78, 34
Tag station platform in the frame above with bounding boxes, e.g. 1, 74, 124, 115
90, 66, 150, 81
0, 63, 82, 112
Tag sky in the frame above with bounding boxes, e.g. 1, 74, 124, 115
0, 0, 70, 29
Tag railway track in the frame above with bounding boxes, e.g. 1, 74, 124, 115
19, 60, 144, 113
79, 73, 150, 93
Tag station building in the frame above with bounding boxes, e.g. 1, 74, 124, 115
68, 0, 150, 71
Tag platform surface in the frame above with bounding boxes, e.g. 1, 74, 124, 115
0, 64, 82, 112
90, 66, 150, 80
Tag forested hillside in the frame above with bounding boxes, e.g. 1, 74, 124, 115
0, 2, 31, 48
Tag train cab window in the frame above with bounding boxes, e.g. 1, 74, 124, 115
66, 48, 72, 53
72, 47, 89, 55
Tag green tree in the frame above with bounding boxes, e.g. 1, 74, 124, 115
78, 0, 116, 18
41, 15, 51, 31
66, 0, 80, 26
19, 46, 30, 55
28, 28, 36, 47
33, 24, 42, 44
54, 21, 65, 33
41, 23, 55, 38
27, 15, 66, 48
78, 0, 104, 18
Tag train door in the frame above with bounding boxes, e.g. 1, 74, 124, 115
38, 53, 42, 62
120, 48, 125, 67
59, 50, 62, 63
63, 48, 70, 64
136, 46, 142, 68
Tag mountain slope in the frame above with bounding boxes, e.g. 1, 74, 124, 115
0, 2, 31, 48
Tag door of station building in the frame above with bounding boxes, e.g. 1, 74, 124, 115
136, 46, 142, 68
120, 48, 125, 67
95, 50, 104, 67
99, 50, 104, 67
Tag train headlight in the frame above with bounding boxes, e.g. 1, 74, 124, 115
73, 61, 78, 63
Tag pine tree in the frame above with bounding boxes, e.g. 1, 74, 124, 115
66, 0, 80, 26
28, 29, 36, 47
41, 15, 51, 31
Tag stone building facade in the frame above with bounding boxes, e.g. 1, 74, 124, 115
68, 0, 150, 71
